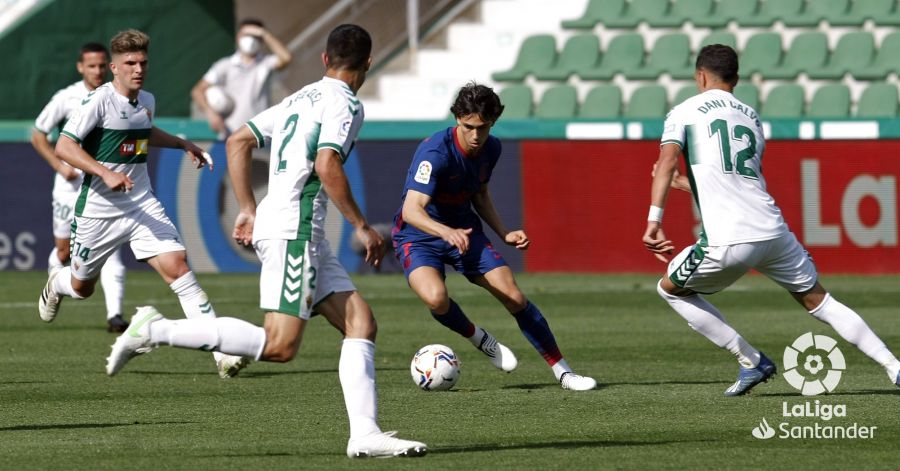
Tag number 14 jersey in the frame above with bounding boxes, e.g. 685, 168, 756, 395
661, 88, 786, 247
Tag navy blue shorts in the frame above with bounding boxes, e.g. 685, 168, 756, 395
395, 232, 508, 278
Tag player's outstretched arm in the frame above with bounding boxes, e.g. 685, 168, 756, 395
643, 144, 680, 262
402, 189, 472, 254
31, 129, 78, 180
149, 126, 212, 171
56, 135, 133, 192
226, 125, 259, 246
315, 148, 384, 266
471, 184, 529, 249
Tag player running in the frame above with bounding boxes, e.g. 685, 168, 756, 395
104, 24, 426, 459
391, 82, 596, 391
32, 42, 129, 332
39, 29, 247, 378
644, 44, 900, 396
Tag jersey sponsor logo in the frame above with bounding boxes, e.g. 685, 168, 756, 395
339, 118, 351, 139
414, 161, 432, 184
119, 139, 149, 156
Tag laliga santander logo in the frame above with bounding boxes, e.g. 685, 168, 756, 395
783, 332, 846, 396
751, 418, 776, 439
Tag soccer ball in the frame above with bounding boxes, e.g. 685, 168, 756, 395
410, 344, 460, 391
204, 85, 234, 117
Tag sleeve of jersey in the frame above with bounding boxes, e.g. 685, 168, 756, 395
34, 92, 66, 134
660, 108, 686, 148
317, 95, 358, 159
404, 148, 446, 197
60, 95, 102, 144
246, 105, 278, 148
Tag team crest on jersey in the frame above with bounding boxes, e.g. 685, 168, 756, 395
414, 161, 432, 184
339, 118, 352, 139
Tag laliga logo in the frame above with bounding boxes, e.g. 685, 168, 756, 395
783, 332, 845, 396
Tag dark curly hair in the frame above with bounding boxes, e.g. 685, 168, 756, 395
696, 44, 739, 84
450, 82, 505, 122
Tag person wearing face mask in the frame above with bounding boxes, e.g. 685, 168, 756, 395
191, 18, 292, 138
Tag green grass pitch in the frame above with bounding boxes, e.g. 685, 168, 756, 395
2, 271, 898, 469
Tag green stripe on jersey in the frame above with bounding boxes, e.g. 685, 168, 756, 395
247, 121, 265, 148
277, 239, 307, 315
318, 142, 344, 159
61, 130, 82, 144
82, 127, 152, 164
669, 244, 705, 288
297, 175, 322, 240
74, 174, 93, 216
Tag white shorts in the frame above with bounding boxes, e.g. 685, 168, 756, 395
667, 231, 818, 295
69, 198, 184, 280
51, 184, 81, 239
255, 238, 355, 319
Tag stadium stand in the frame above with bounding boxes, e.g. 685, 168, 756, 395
808, 84, 852, 117
492, 34, 557, 82
807, 31, 875, 80
498, 84, 534, 118
856, 83, 899, 117
580, 33, 644, 80
625, 33, 693, 80
765, 32, 829, 79
533, 33, 600, 81
579, 84, 623, 118
624, 84, 668, 118
535, 84, 579, 118
760, 84, 806, 118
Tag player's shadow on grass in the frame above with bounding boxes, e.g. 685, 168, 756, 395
431, 438, 703, 455
503, 380, 726, 391
760, 389, 900, 398
0, 420, 195, 432
128, 367, 407, 377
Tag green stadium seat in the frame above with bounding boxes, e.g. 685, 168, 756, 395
853, 31, 900, 79
808, 84, 850, 118
807, 32, 875, 80
535, 85, 579, 119
765, 32, 827, 79
856, 83, 899, 117
626, 33, 692, 80
733, 83, 759, 110
561, 0, 627, 29
625, 85, 668, 118
605, 0, 671, 28
579, 84, 622, 118
693, 0, 759, 27
739, 32, 783, 77
580, 33, 644, 80
801, 0, 850, 25
534, 34, 600, 81
700, 31, 737, 50
869, 0, 900, 26
741, 0, 806, 26
668, 0, 715, 26
492, 35, 557, 82
498, 85, 533, 118
761, 84, 805, 118
674, 85, 697, 106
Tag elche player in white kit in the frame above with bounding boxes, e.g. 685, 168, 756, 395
643, 44, 900, 396
103, 24, 426, 459
32, 42, 129, 332
39, 29, 248, 378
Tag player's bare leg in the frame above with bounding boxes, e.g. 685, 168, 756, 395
409, 266, 517, 372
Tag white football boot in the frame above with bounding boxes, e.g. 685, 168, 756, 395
106, 306, 162, 376
38, 267, 63, 322
475, 328, 518, 372
346, 431, 427, 458
559, 371, 598, 391
217, 355, 251, 379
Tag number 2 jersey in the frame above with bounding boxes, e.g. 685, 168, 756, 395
661, 88, 786, 247
246, 76, 364, 243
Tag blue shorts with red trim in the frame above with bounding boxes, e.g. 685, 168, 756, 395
395, 232, 508, 278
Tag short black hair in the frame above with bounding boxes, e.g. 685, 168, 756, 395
79, 42, 109, 61
696, 44, 739, 84
450, 82, 505, 123
239, 18, 264, 29
325, 24, 372, 70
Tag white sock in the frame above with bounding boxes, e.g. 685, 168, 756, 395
551, 359, 572, 381
100, 249, 126, 319
339, 338, 381, 438
169, 271, 216, 318
467, 326, 486, 347
149, 317, 266, 360
48, 248, 64, 273
657, 280, 759, 367
51, 266, 85, 299
810, 294, 900, 381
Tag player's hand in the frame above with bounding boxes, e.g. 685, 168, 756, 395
182, 140, 213, 171
504, 230, 530, 250
240, 25, 266, 38
442, 228, 472, 254
58, 165, 79, 181
356, 225, 385, 268
102, 171, 134, 193
232, 211, 255, 247
642, 221, 675, 263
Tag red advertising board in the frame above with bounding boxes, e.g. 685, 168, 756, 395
521, 140, 900, 273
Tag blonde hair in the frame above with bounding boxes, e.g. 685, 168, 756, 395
109, 29, 150, 55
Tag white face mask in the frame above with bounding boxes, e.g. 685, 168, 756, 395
238, 35, 260, 55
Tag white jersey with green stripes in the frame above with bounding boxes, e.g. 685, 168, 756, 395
60, 83, 155, 218
246, 76, 364, 243
661, 88, 786, 246
34, 80, 90, 195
